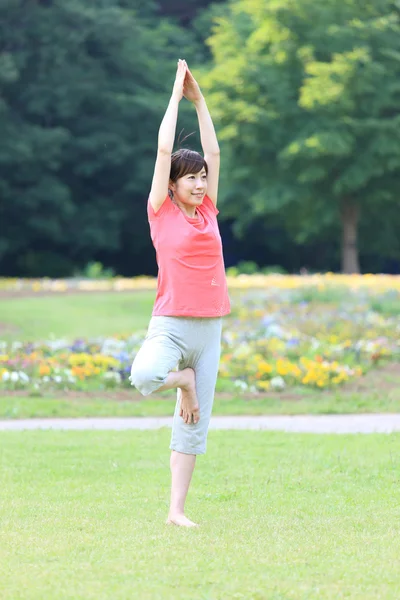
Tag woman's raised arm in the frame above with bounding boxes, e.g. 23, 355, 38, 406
183, 62, 220, 206
149, 60, 186, 213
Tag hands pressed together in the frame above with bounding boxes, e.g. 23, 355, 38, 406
173, 58, 203, 104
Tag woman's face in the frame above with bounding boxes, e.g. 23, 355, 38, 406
171, 168, 207, 207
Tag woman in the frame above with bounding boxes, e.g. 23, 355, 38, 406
130, 59, 230, 527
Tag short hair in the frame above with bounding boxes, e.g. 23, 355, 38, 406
170, 149, 208, 183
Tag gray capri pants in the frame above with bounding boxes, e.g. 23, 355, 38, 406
129, 316, 222, 455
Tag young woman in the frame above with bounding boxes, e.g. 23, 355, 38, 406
130, 59, 230, 527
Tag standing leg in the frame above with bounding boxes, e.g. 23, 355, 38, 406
167, 451, 198, 527
167, 319, 222, 526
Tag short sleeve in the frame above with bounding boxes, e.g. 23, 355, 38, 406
202, 194, 219, 216
147, 195, 172, 221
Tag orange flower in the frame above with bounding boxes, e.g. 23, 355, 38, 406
71, 366, 86, 380
39, 364, 51, 377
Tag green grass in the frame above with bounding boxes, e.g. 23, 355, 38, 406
2, 383, 400, 419
1, 430, 400, 599
0, 291, 155, 340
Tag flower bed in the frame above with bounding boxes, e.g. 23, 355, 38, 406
1, 276, 400, 395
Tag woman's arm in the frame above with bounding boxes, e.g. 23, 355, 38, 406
183, 63, 220, 206
149, 60, 186, 213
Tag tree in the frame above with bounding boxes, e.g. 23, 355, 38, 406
0, 0, 199, 276
201, 0, 400, 273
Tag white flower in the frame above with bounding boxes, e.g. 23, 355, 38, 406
18, 371, 29, 383
101, 339, 126, 356
270, 376, 285, 391
233, 379, 248, 391
10, 372, 19, 382
2, 371, 10, 382
104, 371, 121, 384
54, 376, 62, 383
45, 339, 70, 351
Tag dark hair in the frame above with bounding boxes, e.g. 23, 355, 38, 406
169, 148, 208, 183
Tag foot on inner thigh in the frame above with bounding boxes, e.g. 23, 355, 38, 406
166, 513, 199, 527
179, 368, 199, 423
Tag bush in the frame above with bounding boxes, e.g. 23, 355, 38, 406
75, 262, 115, 280
226, 262, 288, 276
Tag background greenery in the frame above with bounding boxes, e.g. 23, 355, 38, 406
1, 0, 400, 277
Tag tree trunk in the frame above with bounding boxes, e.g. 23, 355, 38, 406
340, 201, 360, 274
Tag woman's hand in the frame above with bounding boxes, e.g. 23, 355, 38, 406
183, 61, 203, 104
172, 59, 187, 101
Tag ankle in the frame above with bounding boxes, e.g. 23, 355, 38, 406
180, 368, 194, 389
168, 508, 184, 517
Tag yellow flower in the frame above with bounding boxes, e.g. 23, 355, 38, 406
258, 380, 271, 391
257, 361, 273, 376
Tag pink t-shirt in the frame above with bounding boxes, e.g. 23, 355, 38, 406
147, 194, 231, 317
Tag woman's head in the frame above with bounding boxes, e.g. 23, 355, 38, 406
169, 149, 208, 208
170, 149, 208, 182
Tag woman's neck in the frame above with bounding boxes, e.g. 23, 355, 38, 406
172, 198, 198, 219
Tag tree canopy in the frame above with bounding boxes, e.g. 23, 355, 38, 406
0, 0, 201, 276
0, 0, 400, 276
202, 0, 400, 272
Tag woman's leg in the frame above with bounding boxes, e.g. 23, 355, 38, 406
167, 451, 197, 527
129, 317, 184, 396
167, 319, 222, 526
130, 317, 200, 526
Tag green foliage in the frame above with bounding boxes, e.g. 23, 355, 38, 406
291, 285, 350, 304
202, 0, 400, 272
76, 262, 116, 280
1, 0, 400, 276
261, 265, 288, 275
227, 262, 289, 276
370, 291, 400, 316
226, 260, 259, 275
0, 0, 201, 276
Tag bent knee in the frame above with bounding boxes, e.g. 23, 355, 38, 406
129, 363, 166, 396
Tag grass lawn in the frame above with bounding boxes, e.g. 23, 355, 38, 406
0, 291, 155, 341
1, 430, 400, 599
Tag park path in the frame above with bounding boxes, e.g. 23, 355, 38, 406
1, 414, 400, 433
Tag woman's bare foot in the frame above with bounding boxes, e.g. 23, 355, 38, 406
166, 513, 199, 527
179, 368, 199, 424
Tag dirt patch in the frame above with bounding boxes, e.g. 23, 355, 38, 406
340, 362, 400, 393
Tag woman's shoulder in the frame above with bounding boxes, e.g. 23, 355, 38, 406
147, 194, 176, 220
201, 194, 219, 216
